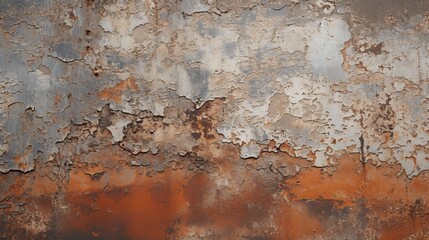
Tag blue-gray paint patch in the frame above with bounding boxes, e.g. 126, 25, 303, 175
239, 9, 257, 25
185, 49, 205, 63
53, 42, 80, 62
186, 67, 209, 100
362, 83, 381, 99
196, 22, 218, 38
106, 54, 127, 69
223, 42, 237, 58
0, 0, 47, 11
248, 76, 274, 99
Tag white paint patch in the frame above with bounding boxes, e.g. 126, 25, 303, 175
307, 17, 351, 82
107, 116, 131, 143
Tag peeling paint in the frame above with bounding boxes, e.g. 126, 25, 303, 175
2, 0, 429, 238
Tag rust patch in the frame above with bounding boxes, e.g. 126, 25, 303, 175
279, 142, 296, 156
11, 145, 33, 173
63, 170, 189, 240
273, 201, 326, 239
97, 77, 139, 104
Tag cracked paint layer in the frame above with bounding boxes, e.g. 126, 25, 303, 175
1, 0, 429, 239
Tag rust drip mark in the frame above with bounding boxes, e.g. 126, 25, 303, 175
97, 77, 139, 104
359, 135, 365, 164
359, 135, 368, 182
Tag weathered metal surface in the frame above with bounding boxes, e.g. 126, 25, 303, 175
1, 0, 429, 239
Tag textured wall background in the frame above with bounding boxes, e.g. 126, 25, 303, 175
1, 0, 429, 239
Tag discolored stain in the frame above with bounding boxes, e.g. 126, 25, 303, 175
350, 0, 429, 24
301, 199, 351, 223
191, 132, 202, 139
361, 42, 384, 55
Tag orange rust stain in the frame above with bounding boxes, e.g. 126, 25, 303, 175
382, 132, 391, 143
363, 162, 408, 205
273, 202, 325, 240
68, 170, 104, 192
407, 174, 429, 201
68, 148, 133, 192
97, 77, 139, 104
3, 174, 28, 197
284, 154, 413, 207
6, 144, 429, 239
53, 94, 62, 107
379, 217, 429, 240
14, 145, 33, 166
3, 167, 61, 198
69, 167, 141, 193
65, 164, 282, 239
177, 170, 278, 238
279, 142, 296, 156
306, 150, 317, 161
29, 175, 59, 197
64, 170, 189, 240
285, 155, 363, 206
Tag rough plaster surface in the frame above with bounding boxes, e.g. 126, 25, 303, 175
2, 0, 429, 239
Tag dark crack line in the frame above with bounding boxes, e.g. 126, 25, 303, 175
359, 134, 366, 163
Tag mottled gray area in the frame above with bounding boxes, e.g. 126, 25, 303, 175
1, 0, 429, 178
